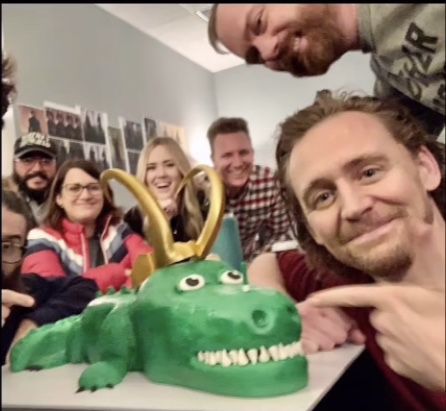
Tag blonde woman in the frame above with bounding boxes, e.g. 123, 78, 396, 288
124, 137, 208, 242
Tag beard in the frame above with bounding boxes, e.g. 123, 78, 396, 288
322, 202, 435, 281
332, 237, 413, 281
12, 170, 50, 204
280, 9, 346, 77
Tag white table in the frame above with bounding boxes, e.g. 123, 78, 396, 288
2, 345, 363, 411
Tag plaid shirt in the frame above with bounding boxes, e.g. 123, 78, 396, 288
225, 165, 292, 262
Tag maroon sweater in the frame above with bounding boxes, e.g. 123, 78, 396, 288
278, 251, 446, 411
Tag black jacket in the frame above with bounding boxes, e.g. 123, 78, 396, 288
124, 190, 209, 243
1, 274, 98, 365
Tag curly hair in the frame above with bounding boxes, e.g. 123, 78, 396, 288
276, 91, 445, 278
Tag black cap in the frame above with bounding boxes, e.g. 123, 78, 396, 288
14, 132, 57, 159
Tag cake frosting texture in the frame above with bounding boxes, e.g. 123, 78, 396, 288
11, 260, 308, 397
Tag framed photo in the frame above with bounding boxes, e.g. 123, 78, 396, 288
126, 150, 140, 175
157, 120, 188, 153
107, 126, 128, 171
44, 102, 82, 141
81, 109, 108, 144
119, 117, 144, 151
17, 104, 48, 136
83, 143, 110, 172
143, 117, 158, 143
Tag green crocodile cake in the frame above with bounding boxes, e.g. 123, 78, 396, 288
10, 167, 309, 397
11, 260, 308, 397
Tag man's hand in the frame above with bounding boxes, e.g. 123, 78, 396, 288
296, 300, 365, 354
2, 289, 35, 326
308, 284, 446, 391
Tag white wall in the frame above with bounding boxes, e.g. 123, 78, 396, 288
4, 5, 435, 197
2, 4, 217, 209
214, 52, 376, 168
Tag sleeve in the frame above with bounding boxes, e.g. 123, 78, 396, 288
83, 263, 127, 293
23, 274, 98, 326
277, 251, 345, 302
123, 232, 154, 268
21, 229, 66, 279
374, 76, 445, 136
259, 179, 292, 255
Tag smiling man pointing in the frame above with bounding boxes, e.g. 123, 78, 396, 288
261, 92, 445, 410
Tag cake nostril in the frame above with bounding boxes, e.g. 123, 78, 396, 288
252, 309, 268, 328
287, 305, 296, 315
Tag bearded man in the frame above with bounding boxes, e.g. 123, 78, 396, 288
208, 4, 445, 137
3, 132, 58, 224
249, 92, 445, 411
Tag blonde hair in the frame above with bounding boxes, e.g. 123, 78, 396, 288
136, 137, 204, 240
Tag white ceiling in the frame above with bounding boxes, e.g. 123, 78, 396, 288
96, 4, 244, 73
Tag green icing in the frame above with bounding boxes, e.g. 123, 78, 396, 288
11, 260, 308, 397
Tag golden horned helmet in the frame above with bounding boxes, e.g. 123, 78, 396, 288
101, 166, 225, 287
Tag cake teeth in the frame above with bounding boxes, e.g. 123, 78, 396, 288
221, 350, 232, 367
268, 345, 279, 361
238, 349, 249, 366
196, 340, 302, 367
228, 349, 239, 365
259, 346, 270, 363
247, 348, 258, 365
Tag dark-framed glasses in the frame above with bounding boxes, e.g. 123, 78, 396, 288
14, 156, 55, 169
62, 183, 103, 197
2, 240, 26, 264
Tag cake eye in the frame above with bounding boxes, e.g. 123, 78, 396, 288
178, 274, 205, 291
220, 271, 244, 285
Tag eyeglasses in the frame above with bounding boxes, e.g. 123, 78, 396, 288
62, 183, 103, 197
2, 240, 26, 264
15, 157, 55, 169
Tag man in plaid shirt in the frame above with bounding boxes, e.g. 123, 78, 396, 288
207, 117, 292, 262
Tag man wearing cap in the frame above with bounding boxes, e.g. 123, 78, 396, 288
3, 132, 58, 224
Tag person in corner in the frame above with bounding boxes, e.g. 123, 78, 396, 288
2, 189, 98, 365
1, 55, 98, 362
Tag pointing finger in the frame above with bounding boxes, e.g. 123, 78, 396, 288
307, 285, 392, 309
2, 290, 35, 308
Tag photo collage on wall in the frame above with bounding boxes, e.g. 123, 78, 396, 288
43, 102, 85, 166
143, 116, 187, 153
157, 120, 187, 153
16, 104, 188, 176
119, 117, 144, 175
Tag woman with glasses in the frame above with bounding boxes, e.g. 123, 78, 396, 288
2, 189, 98, 365
21, 160, 153, 293
124, 137, 209, 242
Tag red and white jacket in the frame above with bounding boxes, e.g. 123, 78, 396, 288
21, 216, 153, 293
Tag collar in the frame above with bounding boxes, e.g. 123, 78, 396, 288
61, 214, 113, 237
